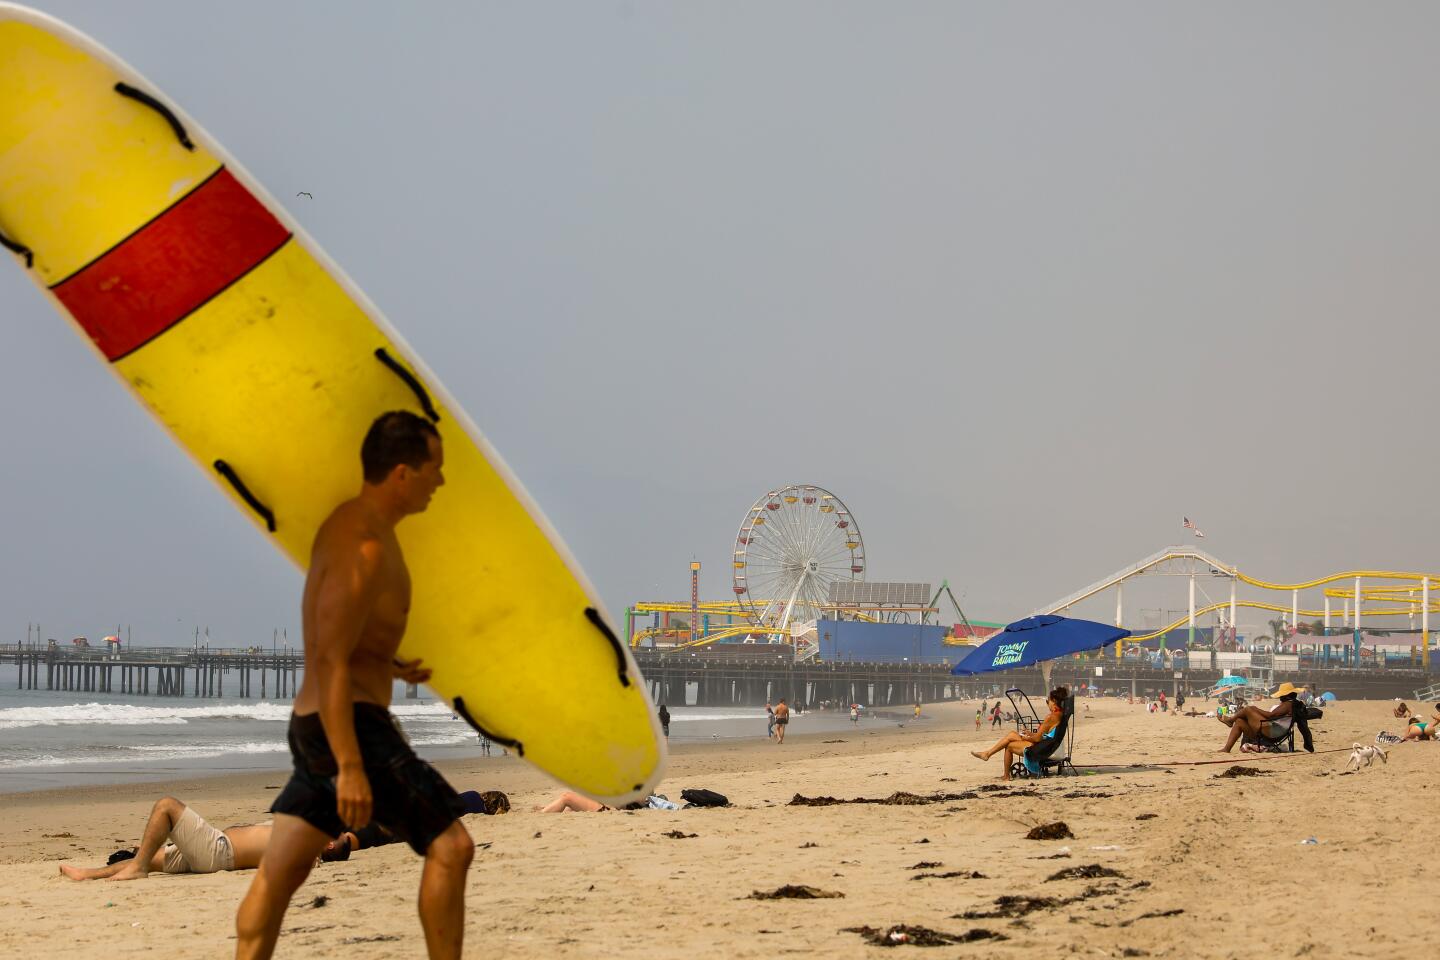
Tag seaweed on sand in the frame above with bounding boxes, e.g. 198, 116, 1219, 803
1026, 822, 1074, 840
1047, 864, 1126, 882
844, 924, 1005, 946
747, 885, 844, 900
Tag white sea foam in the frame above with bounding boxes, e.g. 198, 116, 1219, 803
0, 699, 458, 730
1, 728, 475, 768
0, 742, 288, 767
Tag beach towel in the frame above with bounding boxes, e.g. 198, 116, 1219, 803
1022, 728, 1058, 776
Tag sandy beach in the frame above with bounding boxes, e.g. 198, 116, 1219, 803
1, 697, 1431, 958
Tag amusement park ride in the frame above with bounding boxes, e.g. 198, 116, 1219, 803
1034, 546, 1440, 669
627, 484, 979, 661
630, 488, 1440, 670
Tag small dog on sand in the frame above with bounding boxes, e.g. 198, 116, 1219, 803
1346, 742, 1387, 771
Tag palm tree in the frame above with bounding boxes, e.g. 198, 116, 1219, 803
1266, 617, 1289, 651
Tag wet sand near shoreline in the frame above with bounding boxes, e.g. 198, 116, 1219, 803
0, 698, 1432, 958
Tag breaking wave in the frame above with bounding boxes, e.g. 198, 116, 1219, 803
0, 699, 459, 730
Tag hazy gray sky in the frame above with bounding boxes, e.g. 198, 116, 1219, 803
3, 2, 1438, 646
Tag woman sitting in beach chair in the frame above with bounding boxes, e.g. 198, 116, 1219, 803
1218, 682, 1314, 753
970, 687, 1068, 782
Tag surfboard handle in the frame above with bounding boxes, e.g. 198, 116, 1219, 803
114, 82, 195, 151
374, 348, 441, 423
451, 697, 524, 756
212, 460, 276, 532
584, 608, 631, 688
0, 230, 33, 269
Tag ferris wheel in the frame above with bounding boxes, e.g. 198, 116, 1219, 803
732, 484, 865, 638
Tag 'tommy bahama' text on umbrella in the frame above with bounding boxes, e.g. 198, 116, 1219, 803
990, 641, 1028, 667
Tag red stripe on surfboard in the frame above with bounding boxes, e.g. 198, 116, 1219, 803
51, 168, 291, 361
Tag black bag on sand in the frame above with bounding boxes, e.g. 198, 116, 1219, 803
681, 788, 730, 807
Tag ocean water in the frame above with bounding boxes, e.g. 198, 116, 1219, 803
0, 684, 473, 793
0, 686, 864, 793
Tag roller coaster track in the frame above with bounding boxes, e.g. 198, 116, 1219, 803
1126, 599, 1440, 644
1037, 547, 1440, 616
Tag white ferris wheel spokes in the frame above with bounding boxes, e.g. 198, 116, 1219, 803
732, 485, 866, 644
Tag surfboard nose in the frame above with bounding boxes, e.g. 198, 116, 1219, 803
0, 13, 222, 283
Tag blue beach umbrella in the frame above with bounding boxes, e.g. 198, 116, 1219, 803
950, 615, 1130, 675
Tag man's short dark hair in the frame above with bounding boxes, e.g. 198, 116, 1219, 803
318, 836, 352, 863
361, 411, 439, 484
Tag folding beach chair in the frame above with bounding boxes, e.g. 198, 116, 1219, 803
1241, 703, 1323, 753
1004, 688, 1076, 778
1004, 687, 1041, 735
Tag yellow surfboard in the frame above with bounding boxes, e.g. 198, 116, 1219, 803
0, 4, 664, 803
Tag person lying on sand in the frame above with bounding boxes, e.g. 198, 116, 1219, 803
537, 790, 611, 813
59, 796, 272, 881
322, 791, 509, 861
535, 790, 678, 813
970, 686, 1067, 782
64, 785, 511, 878
1218, 682, 1313, 753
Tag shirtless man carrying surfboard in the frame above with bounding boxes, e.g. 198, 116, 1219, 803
236, 411, 474, 960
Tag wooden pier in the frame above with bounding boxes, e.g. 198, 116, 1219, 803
5, 643, 1432, 706
632, 649, 971, 709
2, 644, 302, 698
631, 648, 1440, 708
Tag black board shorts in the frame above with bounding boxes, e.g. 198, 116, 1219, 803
271, 703, 465, 855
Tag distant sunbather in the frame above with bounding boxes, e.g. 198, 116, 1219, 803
1218, 682, 1313, 753
535, 790, 677, 812
1400, 707, 1440, 741
971, 687, 1068, 782
537, 790, 610, 813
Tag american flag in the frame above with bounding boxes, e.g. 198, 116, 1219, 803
1183, 517, 1205, 538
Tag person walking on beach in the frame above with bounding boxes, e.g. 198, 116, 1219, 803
774, 699, 790, 743
975, 703, 983, 730
658, 703, 671, 738
766, 701, 776, 739
990, 701, 1003, 728
235, 412, 474, 960
850, 703, 859, 724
